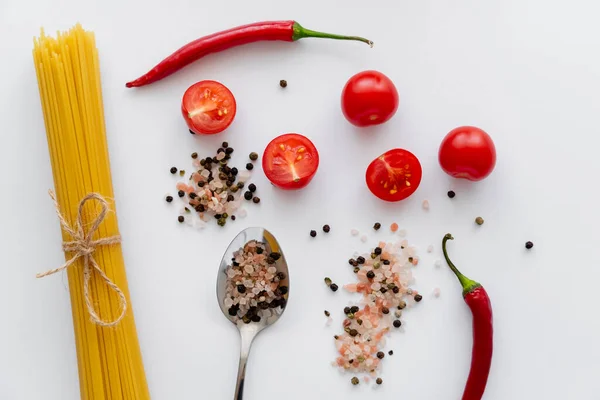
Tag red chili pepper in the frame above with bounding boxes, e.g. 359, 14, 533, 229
126, 21, 373, 88
442, 234, 493, 400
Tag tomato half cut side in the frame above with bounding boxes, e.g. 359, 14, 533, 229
366, 149, 422, 202
262, 133, 319, 190
181, 80, 236, 135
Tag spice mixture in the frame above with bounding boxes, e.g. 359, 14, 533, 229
167, 143, 260, 226
223, 240, 288, 324
333, 240, 421, 383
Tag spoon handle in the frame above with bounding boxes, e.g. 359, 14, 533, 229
234, 329, 255, 400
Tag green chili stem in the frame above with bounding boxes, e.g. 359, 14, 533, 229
442, 233, 481, 296
292, 22, 373, 47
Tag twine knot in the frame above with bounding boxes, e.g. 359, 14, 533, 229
37, 190, 127, 327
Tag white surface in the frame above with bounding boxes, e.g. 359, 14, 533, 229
1, 0, 599, 399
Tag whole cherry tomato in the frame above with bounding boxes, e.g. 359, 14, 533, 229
366, 149, 422, 202
341, 70, 399, 127
438, 126, 496, 181
181, 80, 236, 134
262, 133, 319, 190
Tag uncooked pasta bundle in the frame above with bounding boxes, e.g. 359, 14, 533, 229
33, 24, 150, 399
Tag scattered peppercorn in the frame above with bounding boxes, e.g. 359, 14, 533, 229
279, 79, 287, 88
357, 256, 365, 264
221, 141, 228, 148
237, 182, 245, 189
330, 283, 339, 292
349, 329, 358, 337
170, 167, 177, 174
217, 218, 226, 226
475, 216, 484, 225
351, 377, 359, 385
231, 215, 236, 221
225, 147, 234, 155
382, 307, 389, 314
276, 271, 286, 280
373, 222, 381, 230
251, 315, 261, 323
177, 216, 184, 223
377, 351, 385, 359
191, 152, 198, 159
525, 241, 534, 249
353, 267, 360, 273
324, 310, 330, 317
374, 247, 382, 255
310, 230, 317, 237
382, 259, 390, 265
324, 277, 332, 286
376, 378, 383, 385
165, 195, 173, 203
398, 300, 406, 309
178, 190, 184, 198
393, 320, 402, 328
447, 190, 456, 198
244, 191, 253, 200
350, 306, 359, 313
248, 183, 257, 192
256, 247, 264, 254
237, 284, 246, 293
246, 163, 254, 170
392, 286, 400, 294
249, 152, 259, 161
179, 170, 186, 177
380, 287, 387, 294
323, 224, 331, 233
367, 270, 375, 279
252, 196, 260, 204
414, 294, 423, 302
388, 350, 394, 356
344, 306, 351, 315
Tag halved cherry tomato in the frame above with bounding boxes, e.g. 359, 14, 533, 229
341, 70, 399, 127
181, 80, 236, 134
262, 133, 319, 190
438, 126, 496, 181
366, 149, 422, 202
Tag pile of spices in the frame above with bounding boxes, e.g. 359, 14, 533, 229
223, 240, 288, 324
333, 240, 422, 384
168, 144, 260, 227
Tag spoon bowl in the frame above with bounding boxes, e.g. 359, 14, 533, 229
216, 227, 289, 399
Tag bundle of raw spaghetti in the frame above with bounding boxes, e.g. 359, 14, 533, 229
33, 24, 150, 399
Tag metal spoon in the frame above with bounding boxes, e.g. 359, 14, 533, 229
216, 227, 289, 400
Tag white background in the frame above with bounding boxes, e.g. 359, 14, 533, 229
1, 0, 599, 399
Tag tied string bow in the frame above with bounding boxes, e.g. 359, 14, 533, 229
37, 190, 127, 327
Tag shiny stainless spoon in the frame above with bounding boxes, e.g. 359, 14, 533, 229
216, 227, 289, 400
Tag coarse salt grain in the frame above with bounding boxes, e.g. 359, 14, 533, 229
422, 199, 429, 210
434, 259, 442, 268
433, 288, 441, 297
361, 235, 368, 243
351, 229, 359, 236
427, 245, 434, 253
398, 229, 407, 237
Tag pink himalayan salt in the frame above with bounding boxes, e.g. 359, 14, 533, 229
360, 235, 368, 243
390, 223, 399, 232
427, 244, 434, 253
422, 199, 430, 210
433, 287, 441, 297
351, 229, 359, 236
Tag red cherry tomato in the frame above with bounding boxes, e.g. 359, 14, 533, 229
262, 133, 319, 190
438, 126, 496, 181
341, 70, 399, 127
181, 80, 236, 135
366, 149, 422, 202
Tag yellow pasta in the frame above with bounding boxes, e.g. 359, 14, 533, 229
33, 24, 150, 400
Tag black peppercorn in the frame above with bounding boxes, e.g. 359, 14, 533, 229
376, 378, 383, 385
310, 230, 317, 237
189, 192, 197, 199
231, 167, 238, 175
380, 287, 387, 294
244, 191, 253, 200
280, 79, 287, 88
366, 271, 375, 279
178, 190, 185, 198
351, 377, 359, 385
349, 329, 358, 337
276, 272, 286, 280
330, 283, 339, 292
195, 204, 205, 212
237, 182, 245, 189
228, 306, 238, 316
256, 247, 264, 254
373, 222, 381, 230
447, 190, 456, 198
198, 181, 205, 187
249, 152, 258, 161
237, 284, 246, 294
178, 216, 184, 223
525, 241, 534, 249
388, 350, 394, 356
248, 183, 257, 192
382, 307, 389, 314
350, 306, 359, 313
414, 294, 423, 302
278, 286, 288, 295
323, 224, 331, 233
344, 307, 351, 314
392, 286, 400, 294
374, 247, 382, 255
251, 315, 261, 323
227, 194, 235, 202
270, 252, 281, 260
165, 195, 173, 203
252, 197, 260, 204
230, 215, 236, 221
377, 351, 385, 359
393, 320, 402, 328
170, 167, 177, 174
356, 256, 365, 264
246, 163, 254, 170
